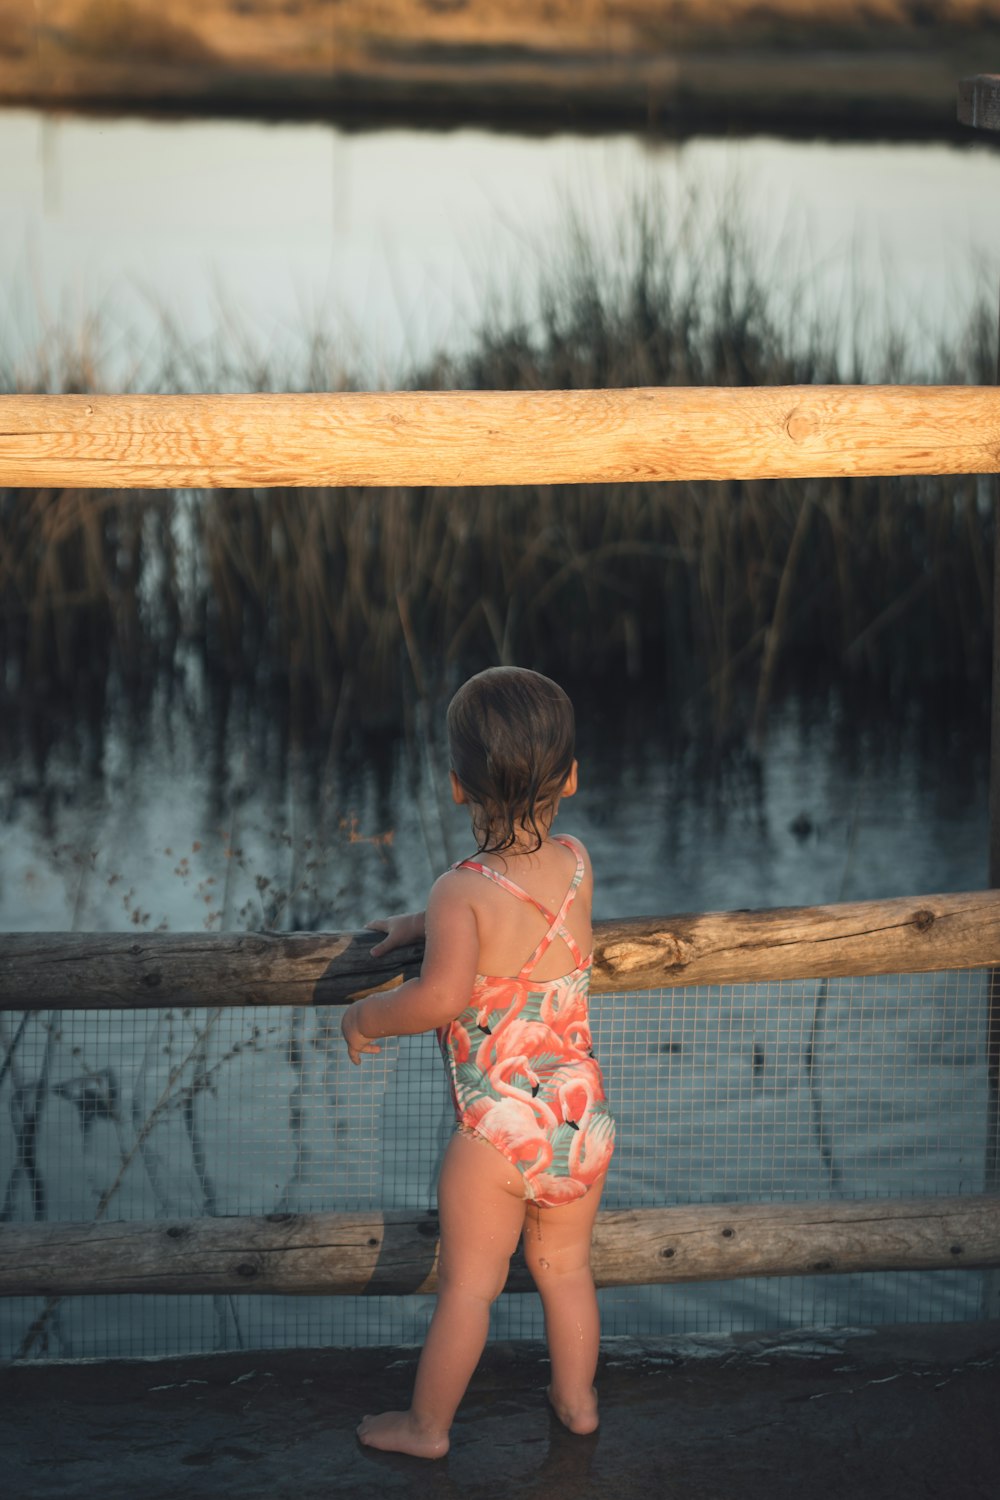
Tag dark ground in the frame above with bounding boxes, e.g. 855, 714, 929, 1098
3, 1322, 999, 1499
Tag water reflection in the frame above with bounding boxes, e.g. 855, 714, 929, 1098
0, 677, 989, 1359
3, 111, 999, 384
0, 676, 988, 933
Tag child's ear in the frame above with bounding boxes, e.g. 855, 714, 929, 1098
561, 760, 578, 799
449, 770, 468, 805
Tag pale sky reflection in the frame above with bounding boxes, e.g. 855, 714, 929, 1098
2, 109, 999, 387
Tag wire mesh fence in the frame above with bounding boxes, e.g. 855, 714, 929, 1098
0, 967, 991, 1360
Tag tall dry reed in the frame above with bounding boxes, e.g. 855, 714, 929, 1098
1, 197, 993, 731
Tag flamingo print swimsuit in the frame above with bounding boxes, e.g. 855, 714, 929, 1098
436, 835, 615, 1207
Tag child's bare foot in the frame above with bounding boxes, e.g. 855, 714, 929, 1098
356, 1409, 450, 1460
546, 1384, 599, 1435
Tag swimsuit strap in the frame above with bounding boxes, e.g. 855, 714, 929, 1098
453, 835, 586, 979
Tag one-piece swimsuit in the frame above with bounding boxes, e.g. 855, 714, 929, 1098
436, 834, 615, 1207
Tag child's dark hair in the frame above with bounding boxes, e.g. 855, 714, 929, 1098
447, 667, 576, 855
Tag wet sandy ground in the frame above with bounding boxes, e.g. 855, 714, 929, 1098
3, 1322, 999, 1499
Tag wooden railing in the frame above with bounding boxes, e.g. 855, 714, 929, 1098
2, 385, 1000, 488
1, 889, 999, 1009
2, 1198, 995, 1299
1, 889, 999, 1297
2, 379, 999, 1306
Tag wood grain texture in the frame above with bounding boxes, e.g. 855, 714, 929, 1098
1, 890, 998, 1011
1, 1196, 996, 1296
958, 75, 1000, 132
590, 889, 1000, 992
3, 387, 1000, 489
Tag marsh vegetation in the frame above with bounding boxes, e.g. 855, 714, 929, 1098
1, 180, 992, 1365
3, 0, 997, 133
2, 200, 994, 738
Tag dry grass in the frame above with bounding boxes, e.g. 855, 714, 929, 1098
2, 0, 997, 114
0, 199, 994, 732
16, 1, 1000, 66
71, 0, 219, 64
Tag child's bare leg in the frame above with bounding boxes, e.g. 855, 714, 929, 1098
357, 1131, 526, 1458
522, 1174, 606, 1434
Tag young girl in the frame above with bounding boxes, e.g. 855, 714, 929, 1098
341, 666, 615, 1460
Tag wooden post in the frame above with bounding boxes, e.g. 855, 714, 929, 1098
989, 276, 1000, 1321
957, 75, 1000, 133
958, 74, 1000, 1319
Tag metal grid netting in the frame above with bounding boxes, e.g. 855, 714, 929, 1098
0, 968, 991, 1360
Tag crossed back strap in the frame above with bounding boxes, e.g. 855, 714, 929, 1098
454, 834, 586, 979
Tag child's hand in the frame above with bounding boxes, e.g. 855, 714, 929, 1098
341, 1002, 381, 1067
366, 911, 425, 959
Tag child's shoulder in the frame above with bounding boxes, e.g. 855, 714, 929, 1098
424, 866, 484, 946
428, 863, 485, 906
555, 830, 588, 856
554, 831, 592, 875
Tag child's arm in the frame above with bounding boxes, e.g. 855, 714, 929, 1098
342, 873, 478, 1065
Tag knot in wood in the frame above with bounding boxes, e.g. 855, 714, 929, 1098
912, 908, 935, 932
236, 1260, 259, 1279
785, 409, 817, 443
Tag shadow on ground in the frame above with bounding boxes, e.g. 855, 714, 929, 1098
3, 1322, 999, 1499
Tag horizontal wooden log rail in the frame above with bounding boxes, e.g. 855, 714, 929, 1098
1, 890, 997, 1011
2, 1196, 996, 1298
3, 386, 1000, 489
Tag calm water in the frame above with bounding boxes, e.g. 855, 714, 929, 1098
0, 681, 990, 934
3, 110, 1000, 383
1, 109, 995, 1356
0, 665, 990, 1360
0, 678, 990, 1358
4, 110, 991, 919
